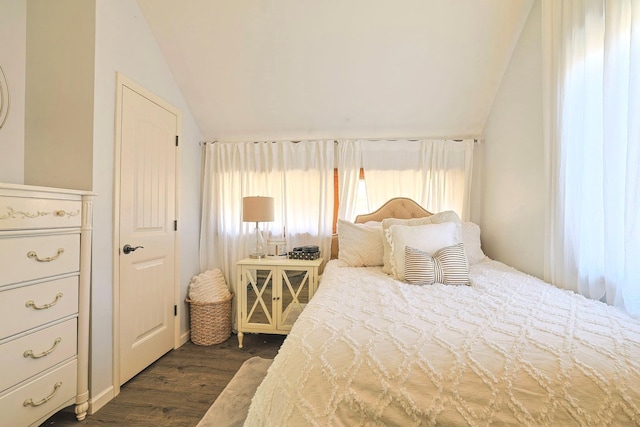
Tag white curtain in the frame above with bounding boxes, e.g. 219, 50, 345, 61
336, 140, 362, 222
199, 141, 335, 310
341, 139, 474, 220
543, 0, 640, 314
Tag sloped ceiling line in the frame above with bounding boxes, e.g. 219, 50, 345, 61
137, 0, 534, 142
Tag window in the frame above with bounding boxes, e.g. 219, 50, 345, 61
544, 0, 640, 314
333, 168, 368, 232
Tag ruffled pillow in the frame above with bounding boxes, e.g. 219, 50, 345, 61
386, 221, 463, 281
381, 211, 461, 274
461, 222, 486, 265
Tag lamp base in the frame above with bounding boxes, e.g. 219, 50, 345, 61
249, 222, 267, 260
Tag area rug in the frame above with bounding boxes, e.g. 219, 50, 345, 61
197, 356, 273, 427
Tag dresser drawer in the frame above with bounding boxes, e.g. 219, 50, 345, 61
0, 196, 81, 231
0, 359, 77, 427
0, 319, 77, 393
0, 233, 80, 287
0, 276, 78, 339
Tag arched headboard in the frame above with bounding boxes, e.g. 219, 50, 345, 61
331, 198, 433, 259
354, 197, 432, 223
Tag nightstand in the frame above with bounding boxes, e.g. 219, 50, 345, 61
236, 257, 322, 348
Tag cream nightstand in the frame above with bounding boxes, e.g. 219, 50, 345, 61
236, 257, 322, 348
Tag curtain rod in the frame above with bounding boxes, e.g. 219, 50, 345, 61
199, 137, 481, 146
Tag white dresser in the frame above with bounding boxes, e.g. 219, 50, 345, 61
0, 184, 93, 427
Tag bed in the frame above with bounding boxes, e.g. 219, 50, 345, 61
245, 198, 640, 426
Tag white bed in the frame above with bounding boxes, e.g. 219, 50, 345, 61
245, 199, 640, 426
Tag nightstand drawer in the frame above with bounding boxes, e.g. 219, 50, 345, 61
0, 319, 77, 393
0, 233, 80, 287
0, 359, 77, 427
0, 276, 79, 339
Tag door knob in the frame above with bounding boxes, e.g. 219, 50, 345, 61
123, 244, 144, 255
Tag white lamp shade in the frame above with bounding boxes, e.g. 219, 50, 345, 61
242, 196, 274, 223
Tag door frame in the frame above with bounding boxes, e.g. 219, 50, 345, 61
112, 72, 182, 396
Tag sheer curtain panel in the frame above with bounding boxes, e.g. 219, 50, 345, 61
199, 141, 335, 325
355, 139, 474, 220
543, 0, 640, 314
336, 140, 363, 222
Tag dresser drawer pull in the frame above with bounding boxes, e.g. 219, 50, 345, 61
27, 248, 64, 262
23, 337, 62, 359
26, 293, 63, 310
23, 382, 62, 407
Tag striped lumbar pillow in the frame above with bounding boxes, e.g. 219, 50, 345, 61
404, 243, 469, 286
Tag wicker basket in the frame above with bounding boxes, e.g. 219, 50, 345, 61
186, 293, 234, 346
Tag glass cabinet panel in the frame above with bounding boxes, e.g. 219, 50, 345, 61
243, 268, 274, 327
237, 258, 321, 347
279, 268, 312, 328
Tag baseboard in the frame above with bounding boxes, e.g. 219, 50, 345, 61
89, 385, 115, 415
179, 330, 190, 346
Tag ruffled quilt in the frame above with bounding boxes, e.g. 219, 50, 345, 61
245, 259, 640, 426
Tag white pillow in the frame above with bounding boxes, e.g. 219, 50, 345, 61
461, 222, 486, 265
337, 219, 384, 267
381, 210, 461, 274
387, 221, 462, 281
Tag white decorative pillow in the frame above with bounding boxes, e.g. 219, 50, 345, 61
381, 210, 461, 274
461, 222, 486, 265
387, 221, 463, 281
405, 244, 470, 286
337, 219, 384, 267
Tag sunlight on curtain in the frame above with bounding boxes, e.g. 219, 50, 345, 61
336, 140, 363, 222
543, 0, 640, 314
199, 141, 334, 324
351, 140, 474, 220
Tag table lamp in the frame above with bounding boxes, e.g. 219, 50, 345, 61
242, 196, 274, 259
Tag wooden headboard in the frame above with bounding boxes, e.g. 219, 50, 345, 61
330, 197, 433, 259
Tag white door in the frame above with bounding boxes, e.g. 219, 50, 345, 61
118, 84, 177, 385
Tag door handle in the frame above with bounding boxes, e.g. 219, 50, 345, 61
123, 244, 144, 255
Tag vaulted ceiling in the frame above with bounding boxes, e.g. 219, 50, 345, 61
137, 0, 534, 141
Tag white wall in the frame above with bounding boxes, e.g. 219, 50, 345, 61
1, 0, 201, 408
91, 0, 202, 406
479, 0, 545, 278
0, 0, 26, 184
25, 0, 94, 191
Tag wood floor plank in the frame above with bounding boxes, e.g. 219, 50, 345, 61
42, 333, 285, 427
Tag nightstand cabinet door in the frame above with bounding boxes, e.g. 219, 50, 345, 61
277, 267, 314, 330
239, 266, 276, 330
236, 258, 322, 348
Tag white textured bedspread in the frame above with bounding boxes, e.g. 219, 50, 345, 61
245, 259, 640, 426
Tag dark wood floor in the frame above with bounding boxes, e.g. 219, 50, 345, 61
42, 333, 285, 427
